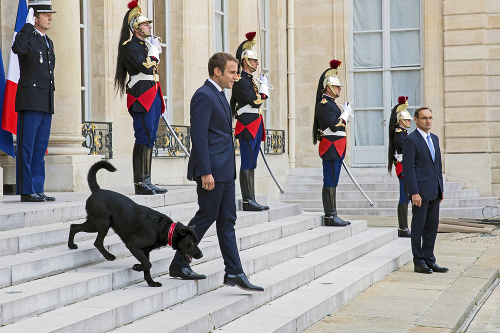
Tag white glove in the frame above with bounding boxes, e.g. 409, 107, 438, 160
258, 73, 271, 97
145, 39, 160, 62
339, 101, 353, 123
26, 8, 35, 26
150, 36, 162, 55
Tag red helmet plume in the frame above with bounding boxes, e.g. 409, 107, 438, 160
330, 59, 342, 69
398, 96, 408, 105
245, 32, 256, 41
127, 0, 139, 10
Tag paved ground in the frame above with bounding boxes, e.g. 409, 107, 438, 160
305, 215, 500, 333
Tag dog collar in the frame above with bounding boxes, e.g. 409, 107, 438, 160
167, 222, 176, 247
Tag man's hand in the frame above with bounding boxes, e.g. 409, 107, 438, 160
201, 174, 215, 191
339, 102, 352, 123
412, 193, 422, 207
26, 8, 35, 26
145, 38, 160, 61
440, 192, 444, 203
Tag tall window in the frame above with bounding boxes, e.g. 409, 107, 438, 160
214, 0, 228, 52
260, 0, 270, 125
148, 0, 172, 120
80, 0, 90, 121
350, 0, 422, 165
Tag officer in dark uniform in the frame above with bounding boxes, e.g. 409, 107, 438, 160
312, 60, 352, 226
13, 0, 57, 202
388, 96, 413, 237
115, 0, 167, 195
230, 32, 270, 211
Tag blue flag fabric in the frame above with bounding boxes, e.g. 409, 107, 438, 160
0, 48, 15, 158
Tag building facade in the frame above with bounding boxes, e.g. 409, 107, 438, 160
0, 0, 499, 200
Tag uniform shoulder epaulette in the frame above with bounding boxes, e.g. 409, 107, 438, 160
395, 128, 403, 133
321, 98, 327, 104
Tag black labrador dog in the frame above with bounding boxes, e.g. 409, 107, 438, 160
68, 161, 203, 287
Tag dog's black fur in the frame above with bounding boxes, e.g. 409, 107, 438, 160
68, 161, 203, 287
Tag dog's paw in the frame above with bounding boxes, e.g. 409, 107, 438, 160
148, 281, 162, 287
105, 254, 116, 261
132, 264, 144, 271
68, 243, 78, 250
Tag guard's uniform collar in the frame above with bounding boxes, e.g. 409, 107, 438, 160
131, 35, 145, 45
322, 94, 336, 102
33, 27, 45, 36
241, 71, 253, 78
396, 126, 408, 134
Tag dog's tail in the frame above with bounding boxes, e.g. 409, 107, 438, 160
88, 160, 117, 192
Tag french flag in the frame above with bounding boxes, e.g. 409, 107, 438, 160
1, 0, 28, 136
0, 48, 15, 157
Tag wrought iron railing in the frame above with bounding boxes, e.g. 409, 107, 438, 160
80, 120, 284, 159
153, 125, 191, 158
263, 129, 286, 154
81, 121, 113, 159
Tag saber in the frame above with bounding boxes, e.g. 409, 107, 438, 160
342, 161, 374, 206
161, 113, 190, 158
259, 147, 285, 194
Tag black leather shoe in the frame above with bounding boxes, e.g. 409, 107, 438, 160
37, 193, 55, 201
414, 263, 433, 274
224, 273, 264, 292
398, 228, 411, 238
428, 263, 449, 273
134, 182, 156, 195
20, 194, 46, 202
242, 199, 267, 211
169, 265, 206, 280
324, 215, 350, 227
145, 177, 167, 194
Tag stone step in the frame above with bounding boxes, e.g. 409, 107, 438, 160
289, 167, 390, 176
109, 228, 404, 333
0, 212, 317, 326
282, 189, 481, 201
300, 206, 496, 219
215, 238, 411, 333
0, 193, 276, 257
0, 220, 371, 331
286, 174, 400, 184
282, 197, 498, 209
283, 182, 465, 193
0, 202, 299, 288
0, 186, 199, 232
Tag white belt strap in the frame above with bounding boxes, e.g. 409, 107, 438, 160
128, 73, 158, 88
322, 128, 346, 137
236, 104, 261, 116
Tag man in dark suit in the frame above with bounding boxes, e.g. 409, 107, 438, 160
168, 52, 263, 292
13, 2, 57, 202
403, 107, 448, 274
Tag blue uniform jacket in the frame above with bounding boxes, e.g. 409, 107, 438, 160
402, 130, 444, 201
12, 23, 55, 113
187, 80, 236, 182
315, 95, 347, 160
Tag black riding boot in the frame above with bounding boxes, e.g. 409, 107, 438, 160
144, 146, 167, 193
240, 169, 269, 211
397, 203, 411, 237
322, 187, 350, 227
133, 143, 156, 195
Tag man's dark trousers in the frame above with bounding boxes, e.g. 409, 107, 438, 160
411, 197, 440, 266
16, 110, 52, 195
170, 179, 243, 275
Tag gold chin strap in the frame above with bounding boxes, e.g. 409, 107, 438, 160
243, 55, 257, 72
327, 84, 339, 98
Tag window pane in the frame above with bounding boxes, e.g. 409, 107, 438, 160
391, 70, 422, 107
391, 0, 420, 29
215, 0, 223, 12
353, 72, 383, 108
80, 28, 85, 86
215, 14, 223, 52
354, 110, 384, 146
353, 32, 382, 69
390, 31, 420, 67
353, 0, 382, 31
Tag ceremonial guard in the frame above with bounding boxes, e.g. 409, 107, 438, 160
230, 32, 271, 211
312, 60, 352, 226
13, 0, 57, 202
388, 96, 413, 237
115, 0, 167, 195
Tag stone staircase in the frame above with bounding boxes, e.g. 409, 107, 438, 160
281, 168, 500, 218
0, 185, 410, 332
